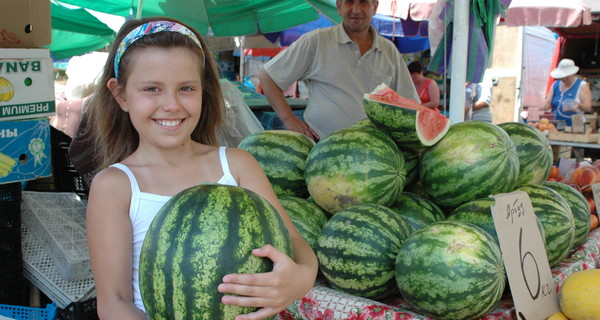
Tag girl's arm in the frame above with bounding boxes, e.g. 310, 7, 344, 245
87, 168, 148, 320
219, 148, 318, 320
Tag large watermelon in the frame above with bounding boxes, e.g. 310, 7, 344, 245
279, 196, 328, 252
352, 117, 376, 129
400, 148, 421, 185
517, 184, 575, 267
498, 122, 553, 186
446, 196, 546, 246
304, 126, 406, 214
419, 121, 520, 209
403, 180, 431, 200
543, 181, 591, 249
139, 184, 293, 320
238, 130, 315, 198
316, 203, 412, 299
363, 83, 451, 149
388, 192, 445, 233
395, 221, 506, 320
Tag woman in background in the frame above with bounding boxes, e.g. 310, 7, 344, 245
544, 58, 592, 127
408, 60, 440, 110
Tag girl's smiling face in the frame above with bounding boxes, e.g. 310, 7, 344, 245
110, 46, 203, 150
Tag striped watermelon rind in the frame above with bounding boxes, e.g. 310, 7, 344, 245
517, 184, 575, 267
419, 121, 520, 209
316, 203, 412, 300
400, 148, 421, 186
446, 196, 546, 246
304, 126, 406, 214
139, 184, 293, 319
238, 130, 315, 198
363, 96, 450, 149
395, 221, 506, 320
352, 117, 376, 129
542, 181, 591, 249
388, 192, 445, 233
279, 196, 328, 252
498, 122, 553, 186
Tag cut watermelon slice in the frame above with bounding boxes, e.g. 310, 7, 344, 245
363, 83, 451, 149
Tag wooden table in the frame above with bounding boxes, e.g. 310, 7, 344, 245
549, 140, 600, 162
230, 81, 308, 111
549, 140, 600, 150
245, 97, 308, 111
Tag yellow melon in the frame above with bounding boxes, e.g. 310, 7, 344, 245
559, 269, 600, 320
547, 311, 569, 320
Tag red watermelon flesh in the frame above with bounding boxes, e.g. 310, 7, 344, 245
364, 84, 450, 147
369, 85, 425, 111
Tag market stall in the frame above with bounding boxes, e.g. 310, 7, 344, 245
282, 228, 600, 320
2, 1, 600, 320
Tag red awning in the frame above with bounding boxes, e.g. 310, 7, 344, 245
377, 0, 436, 21
243, 47, 286, 57
505, 0, 592, 28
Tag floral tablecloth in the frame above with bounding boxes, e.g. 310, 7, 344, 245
278, 228, 600, 320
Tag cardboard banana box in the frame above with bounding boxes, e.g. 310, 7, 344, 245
0, 118, 51, 185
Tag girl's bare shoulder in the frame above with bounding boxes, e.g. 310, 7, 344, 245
223, 147, 258, 166
88, 166, 131, 196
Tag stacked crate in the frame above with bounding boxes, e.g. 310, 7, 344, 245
0, 182, 28, 305
0, 0, 56, 312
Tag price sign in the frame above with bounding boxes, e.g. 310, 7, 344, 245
571, 113, 585, 133
592, 183, 600, 210
492, 191, 559, 320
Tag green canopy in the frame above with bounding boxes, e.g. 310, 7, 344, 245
58, 0, 341, 37
48, 29, 113, 60
48, 2, 115, 59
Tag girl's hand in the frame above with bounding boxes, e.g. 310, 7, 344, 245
218, 244, 315, 320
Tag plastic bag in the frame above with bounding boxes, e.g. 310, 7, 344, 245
64, 52, 108, 100
217, 79, 264, 147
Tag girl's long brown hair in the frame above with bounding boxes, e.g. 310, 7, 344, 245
85, 16, 224, 169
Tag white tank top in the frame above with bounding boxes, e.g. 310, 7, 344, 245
110, 146, 238, 313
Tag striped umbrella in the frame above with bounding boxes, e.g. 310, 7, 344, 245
57, 0, 342, 37
49, 1, 117, 60
428, 0, 505, 83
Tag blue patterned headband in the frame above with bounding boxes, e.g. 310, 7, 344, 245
114, 20, 204, 79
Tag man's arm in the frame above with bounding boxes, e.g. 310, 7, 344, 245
258, 68, 318, 141
473, 78, 492, 111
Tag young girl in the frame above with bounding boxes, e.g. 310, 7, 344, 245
84, 17, 318, 320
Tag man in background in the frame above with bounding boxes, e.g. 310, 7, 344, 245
258, 0, 419, 141
465, 72, 493, 122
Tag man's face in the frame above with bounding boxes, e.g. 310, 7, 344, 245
337, 0, 378, 34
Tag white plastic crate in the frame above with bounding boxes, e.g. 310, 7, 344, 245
21, 225, 96, 309
21, 192, 91, 281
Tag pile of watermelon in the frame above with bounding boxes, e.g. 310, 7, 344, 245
138, 85, 594, 320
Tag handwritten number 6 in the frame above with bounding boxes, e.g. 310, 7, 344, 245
520, 227, 540, 300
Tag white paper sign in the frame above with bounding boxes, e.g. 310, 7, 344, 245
558, 158, 576, 179
491, 191, 559, 320
571, 113, 585, 133
592, 183, 600, 210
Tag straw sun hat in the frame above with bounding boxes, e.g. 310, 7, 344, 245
550, 59, 580, 79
